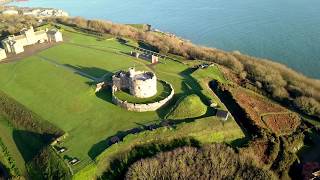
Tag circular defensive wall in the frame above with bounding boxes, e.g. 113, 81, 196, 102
112, 80, 174, 112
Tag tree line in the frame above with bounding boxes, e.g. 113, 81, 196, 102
125, 143, 276, 180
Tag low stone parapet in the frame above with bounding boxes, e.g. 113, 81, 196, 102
112, 80, 174, 112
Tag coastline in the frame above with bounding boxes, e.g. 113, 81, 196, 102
0, 0, 11, 5
0, 2, 69, 17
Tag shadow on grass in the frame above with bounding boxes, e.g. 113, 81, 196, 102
137, 41, 159, 52
13, 130, 55, 162
95, 88, 114, 104
88, 105, 217, 160
179, 68, 210, 104
64, 64, 112, 81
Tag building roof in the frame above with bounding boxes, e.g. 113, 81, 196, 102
216, 109, 229, 119
34, 30, 46, 36
47, 29, 60, 35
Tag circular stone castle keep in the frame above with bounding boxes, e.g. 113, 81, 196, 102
111, 68, 174, 112
112, 68, 157, 98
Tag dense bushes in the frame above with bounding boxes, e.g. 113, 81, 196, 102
0, 91, 64, 137
98, 138, 200, 180
0, 14, 39, 37
125, 143, 276, 180
27, 146, 71, 180
293, 96, 320, 117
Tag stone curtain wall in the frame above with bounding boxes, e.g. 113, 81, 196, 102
112, 81, 174, 112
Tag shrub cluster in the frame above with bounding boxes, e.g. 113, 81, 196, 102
125, 143, 276, 180
99, 138, 200, 180
0, 14, 39, 37
27, 146, 72, 180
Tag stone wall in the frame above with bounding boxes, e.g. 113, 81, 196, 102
112, 81, 174, 112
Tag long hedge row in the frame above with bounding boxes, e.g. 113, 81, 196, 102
0, 90, 70, 179
0, 138, 20, 177
0, 90, 64, 137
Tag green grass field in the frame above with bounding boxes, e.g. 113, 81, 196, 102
167, 94, 207, 120
0, 26, 244, 175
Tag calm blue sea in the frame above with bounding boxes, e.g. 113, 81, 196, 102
9, 0, 320, 78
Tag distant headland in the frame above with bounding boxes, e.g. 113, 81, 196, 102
0, 1, 68, 18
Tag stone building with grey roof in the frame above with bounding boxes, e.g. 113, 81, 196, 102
1, 26, 63, 55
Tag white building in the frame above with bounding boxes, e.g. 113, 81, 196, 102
0, 48, 7, 61
47, 29, 63, 42
1, 9, 19, 15
1, 26, 63, 54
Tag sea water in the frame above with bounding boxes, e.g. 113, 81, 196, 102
9, 0, 320, 78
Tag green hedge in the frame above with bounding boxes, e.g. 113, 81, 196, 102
27, 146, 72, 180
0, 90, 64, 136
0, 138, 20, 177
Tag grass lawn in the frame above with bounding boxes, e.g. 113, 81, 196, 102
0, 26, 244, 174
167, 94, 207, 120
114, 81, 172, 104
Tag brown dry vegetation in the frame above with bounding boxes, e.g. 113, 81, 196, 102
262, 113, 301, 136
240, 137, 280, 167
0, 14, 39, 37
125, 144, 276, 180
232, 88, 288, 130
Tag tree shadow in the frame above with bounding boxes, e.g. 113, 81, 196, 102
63, 64, 112, 81
137, 41, 159, 52
179, 68, 209, 103
88, 130, 128, 160
95, 88, 114, 104
156, 67, 209, 118
13, 130, 55, 162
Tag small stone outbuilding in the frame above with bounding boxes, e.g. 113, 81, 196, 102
216, 109, 229, 121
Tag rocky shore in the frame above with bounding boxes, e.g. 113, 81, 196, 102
0, 3, 69, 17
